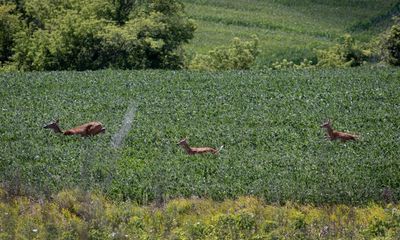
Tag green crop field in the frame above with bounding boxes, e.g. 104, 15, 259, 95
182, 0, 400, 66
1, 0, 400, 238
1, 67, 399, 204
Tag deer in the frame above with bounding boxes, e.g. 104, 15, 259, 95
320, 120, 358, 142
177, 138, 223, 155
44, 119, 105, 137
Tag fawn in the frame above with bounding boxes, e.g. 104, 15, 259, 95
320, 120, 358, 142
177, 138, 223, 155
44, 119, 105, 137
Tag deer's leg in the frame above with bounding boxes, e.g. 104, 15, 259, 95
324, 135, 331, 141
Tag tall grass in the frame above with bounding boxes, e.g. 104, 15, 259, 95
1, 189, 400, 239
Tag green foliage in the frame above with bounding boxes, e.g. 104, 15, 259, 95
316, 34, 371, 67
2, 0, 195, 70
213, 212, 256, 239
12, 11, 106, 71
270, 58, 314, 70
189, 36, 259, 70
273, 34, 378, 70
112, 0, 137, 24
2, 0, 399, 69
381, 17, 400, 66
0, 3, 21, 65
0, 69, 399, 204
1, 192, 400, 239
361, 207, 400, 239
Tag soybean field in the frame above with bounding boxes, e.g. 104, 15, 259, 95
0, 68, 399, 204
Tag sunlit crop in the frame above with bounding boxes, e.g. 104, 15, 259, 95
0, 67, 399, 204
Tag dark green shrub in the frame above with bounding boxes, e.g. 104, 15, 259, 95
2, 0, 195, 70
0, 3, 21, 65
111, 0, 136, 24
381, 17, 400, 66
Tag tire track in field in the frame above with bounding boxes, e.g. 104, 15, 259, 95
111, 102, 137, 148
96, 102, 137, 194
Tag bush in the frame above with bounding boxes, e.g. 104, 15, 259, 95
12, 12, 106, 71
316, 34, 371, 68
189, 36, 260, 70
0, 3, 22, 65
381, 17, 400, 66
2, 0, 195, 70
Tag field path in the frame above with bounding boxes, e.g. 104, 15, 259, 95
111, 102, 137, 148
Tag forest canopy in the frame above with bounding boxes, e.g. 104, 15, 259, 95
0, 0, 196, 70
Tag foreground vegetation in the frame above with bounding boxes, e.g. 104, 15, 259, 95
0, 68, 398, 204
1, 188, 400, 239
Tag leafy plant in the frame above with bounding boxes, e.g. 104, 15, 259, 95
0, 3, 22, 65
2, 0, 196, 70
189, 35, 259, 70
381, 16, 400, 66
1, 192, 400, 239
316, 34, 371, 67
270, 58, 314, 70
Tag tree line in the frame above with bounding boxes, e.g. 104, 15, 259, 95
1, 0, 399, 71
0, 0, 196, 70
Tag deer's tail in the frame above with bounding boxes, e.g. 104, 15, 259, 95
216, 145, 224, 153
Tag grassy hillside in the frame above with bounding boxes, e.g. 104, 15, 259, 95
182, 0, 400, 66
0, 68, 399, 204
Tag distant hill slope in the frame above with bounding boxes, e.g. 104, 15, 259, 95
182, 0, 399, 66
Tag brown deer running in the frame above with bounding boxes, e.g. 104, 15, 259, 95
320, 120, 358, 142
177, 138, 223, 155
44, 119, 105, 137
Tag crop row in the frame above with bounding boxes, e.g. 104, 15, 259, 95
0, 68, 399, 204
